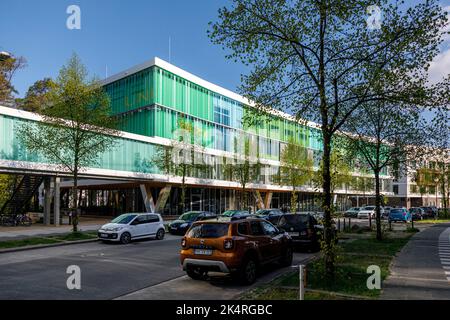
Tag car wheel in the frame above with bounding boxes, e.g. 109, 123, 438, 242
120, 232, 131, 244
156, 228, 165, 240
280, 246, 293, 267
186, 266, 207, 280
238, 257, 258, 285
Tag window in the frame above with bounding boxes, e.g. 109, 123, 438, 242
250, 221, 265, 236
261, 221, 277, 236
147, 215, 160, 223
238, 223, 250, 235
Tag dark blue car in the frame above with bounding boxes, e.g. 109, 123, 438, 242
168, 211, 216, 235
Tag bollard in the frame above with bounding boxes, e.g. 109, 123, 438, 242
337, 219, 340, 233
343, 218, 346, 231
349, 218, 351, 231
299, 265, 305, 300
369, 214, 372, 228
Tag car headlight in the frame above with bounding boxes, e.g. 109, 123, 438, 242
180, 223, 188, 228
112, 226, 124, 232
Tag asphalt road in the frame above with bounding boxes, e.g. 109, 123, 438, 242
0, 234, 313, 300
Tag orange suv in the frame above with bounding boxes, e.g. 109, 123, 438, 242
180, 216, 293, 284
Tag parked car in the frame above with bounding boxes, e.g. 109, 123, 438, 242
272, 213, 327, 251
180, 216, 292, 284
344, 207, 360, 218
409, 207, 425, 220
383, 206, 392, 218
420, 206, 435, 219
255, 208, 283, 222
169, 211, 216, 235
429, 206, 439, 218
98, 213, 165, 244
357, 206, 376, 219
221, 210, 251, 219
388, 208, 411, 223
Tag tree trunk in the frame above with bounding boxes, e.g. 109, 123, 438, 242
321, 133, 334, 278
181, 166, 186, 214
374, 170, 382, 241
291, 189, 297, 214
72, 170, 78, 233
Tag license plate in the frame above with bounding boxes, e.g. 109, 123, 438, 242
288, 232, 299, 237
194, 249, 213, 255
100, 233, 108, 238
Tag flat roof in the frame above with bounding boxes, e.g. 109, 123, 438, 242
101, 57, 321, 130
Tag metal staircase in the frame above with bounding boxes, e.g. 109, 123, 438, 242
0, 175, 44, 215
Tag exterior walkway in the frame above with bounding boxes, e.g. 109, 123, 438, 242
382, 223, 450, 299
0, 217, 109, 241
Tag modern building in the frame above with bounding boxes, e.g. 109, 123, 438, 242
0, 57, 396, 219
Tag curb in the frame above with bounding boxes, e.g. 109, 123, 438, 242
0, 238, 99, 254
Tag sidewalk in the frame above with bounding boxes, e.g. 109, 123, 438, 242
381, 223, 450, 300
0, 217, 109, 241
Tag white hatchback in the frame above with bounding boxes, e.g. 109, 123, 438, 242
98, 213, 165, 244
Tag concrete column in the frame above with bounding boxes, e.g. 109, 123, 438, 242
155, 185, 172, 213
43, 177, 52, 226
140, 184, 155, 213
264, 192, 273, 209
53, 177, 60, 226
254, 191, 265, 209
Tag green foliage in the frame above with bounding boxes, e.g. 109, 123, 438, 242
16, 78, 56, 113
314, 149, 352, 193
17, 53, 119, 231
278, 138, 314, 213
0, 54, 26, 103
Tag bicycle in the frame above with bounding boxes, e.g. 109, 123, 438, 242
14, 213, 32, 227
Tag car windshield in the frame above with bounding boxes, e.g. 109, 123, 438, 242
278, 215, 310, 228
363, 206, 375, 210
410, 208, 419, 212
256, 210, 269, 215
391, 209, 404, 214
187, 223, 230, 238
179, 212, 201, 221
111, 214, 137, 224
222, 210, 248, 217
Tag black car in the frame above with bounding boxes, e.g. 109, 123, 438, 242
409, 207, 425, 220
420, 206, 434, 219
271, 213, 324, 251
168, 211, 216, 235
255, 209, 283, 222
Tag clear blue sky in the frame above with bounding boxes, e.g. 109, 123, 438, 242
1, 0, 449, 98
0, 0, 248, 98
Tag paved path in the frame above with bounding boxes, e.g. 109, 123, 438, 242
116, 253, 314, 300
0, 218, 110, 241
382, 223, 450, 300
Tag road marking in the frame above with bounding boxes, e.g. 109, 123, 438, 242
439, 227, 450, 283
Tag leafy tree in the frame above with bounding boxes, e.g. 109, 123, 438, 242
343, 100, 428, 240
0, 53, 26, 105
209, 0, 448, 277
223, 137, 261, 211
16, 78, 56, 113
278, 138, 314, 213
314, 148, 352, 196
17, 54, 119, 232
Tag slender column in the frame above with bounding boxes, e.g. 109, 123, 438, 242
43, 177, 52, 225
140, 184, 155, 213
53, 177, 60, 226
155, 185, 172, 213
264, 192, 273, 209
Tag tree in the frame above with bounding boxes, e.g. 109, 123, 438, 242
17, 54, 119, 232
0, 53, 26, 105
314, 148, 352, 200
223, 137, 261, 211
343, 100, 427, 240
16, 78, 56, 113
209, 0, 448, 277
278, 138, 314, 213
